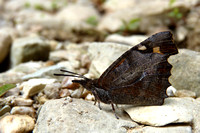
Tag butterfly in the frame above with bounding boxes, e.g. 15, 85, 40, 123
54, 31, 178, 119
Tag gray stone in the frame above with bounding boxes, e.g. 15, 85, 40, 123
125, 97, 200, 132
87, 42, 131, 77
0, 72, 25, 86
0, 105, 11, 117
11, 97, 33, 106
175, 90, 196, 98
21, 78, 57, 98
129, 126, 192, 133
169, 49, 200, 96
11, 106, 36, 118
43, 82, 61, 99
33, 98, 137, 133
10, 35, 50, 67
0, 115, 35, 133
0, 31, 12, 63
22, 61, 79, 80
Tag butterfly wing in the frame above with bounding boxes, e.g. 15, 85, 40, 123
97, 31, 178, 105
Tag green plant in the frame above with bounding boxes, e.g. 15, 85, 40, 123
86, 16, 98, 26
24, 2, 31, 8
169, 0, 176, 7
51, 1, 58, 10
34, 4, 45, 10
120, 18, 140, 31
168, 8, 183, 19
0, 84, 16, 97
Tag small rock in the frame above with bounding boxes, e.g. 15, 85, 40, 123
175, 90, 196, 98
85, 93, 95, 101
44, 82, 61, 99
61, 77, 80, 89
11, 106, 36, 118
21, 78, 57, 98
0, 31, 12, 63
11, 97, 33, 106
166, 86, 177, 97
59, 89, 71, 98
70, 87, 84, 98
3, 86, 20, 97
0, 115, 35, 133
10, 35, 50, 67
0, 105, 11, 117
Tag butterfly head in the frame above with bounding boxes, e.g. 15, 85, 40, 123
54, 69, 96, 91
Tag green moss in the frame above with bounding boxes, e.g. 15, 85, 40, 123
86, 16, 98, 26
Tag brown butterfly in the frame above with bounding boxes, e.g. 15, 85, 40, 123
54, 31, 178, 118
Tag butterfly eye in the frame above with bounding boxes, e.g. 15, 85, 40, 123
138, 45, 147, 51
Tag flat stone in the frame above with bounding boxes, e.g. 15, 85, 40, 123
0, 115, 35, 133
33, 98, 137, 133
129, 126, 192, 133
21, 78, 57, 98
11, 97, 33, 106
0, 105, 11, 117
11, 106, 36, 118
125, 97, 200, 132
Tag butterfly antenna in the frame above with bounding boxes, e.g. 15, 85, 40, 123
54, 69, 88, 79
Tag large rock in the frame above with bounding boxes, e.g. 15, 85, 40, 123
10, 35, 50, 67
169, 49, 200, 96
33, 98, 137, 133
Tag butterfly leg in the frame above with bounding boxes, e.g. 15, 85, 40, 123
93, 90, 102, 110
111, 103, 119, 119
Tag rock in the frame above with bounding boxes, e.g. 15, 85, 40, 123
175, 90, 196, 98
43, 82, 61, 99
0, 105, 11, 117
11, 97, 33, 106
0, 31, 12, 63
87, 42, 131, 77
56, 4, 100, 31
61, 77, 80, 89
0, 72, 25, 86
11, 106, 36, 118
22, 61, 79, 80
8, 61, 46, 74
70, 87, 84, 98
166, 86, 177, 97
186, 6, 200, 51
124, 97, 200, 132
105, 34, 147, 46
98, 0, 198, 33
33, 98, 137, 133
10, 35, 50, 67
0, 115, 35, 133
169, 49, 200, 96
59, 89, 71, 98
129, 126, 192, 133
85, 93, 95, 101
3, 86, 20, 97
21, 78, 57, 98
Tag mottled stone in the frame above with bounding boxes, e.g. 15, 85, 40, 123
0, 115, 35, 133
11, 106, 36, 118
10, 35, 50, 67
175, 90, 196, 98
0, 105, 11, 117
11, 97, 33, 106
33, 98, 137, 133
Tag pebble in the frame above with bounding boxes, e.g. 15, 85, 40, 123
175, 89, 196, 98
0, 115, 35, 133
11, 97, 33, 106
0, 105, 11, 117
11, 106, 36, 118
59, 89, 71, 98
